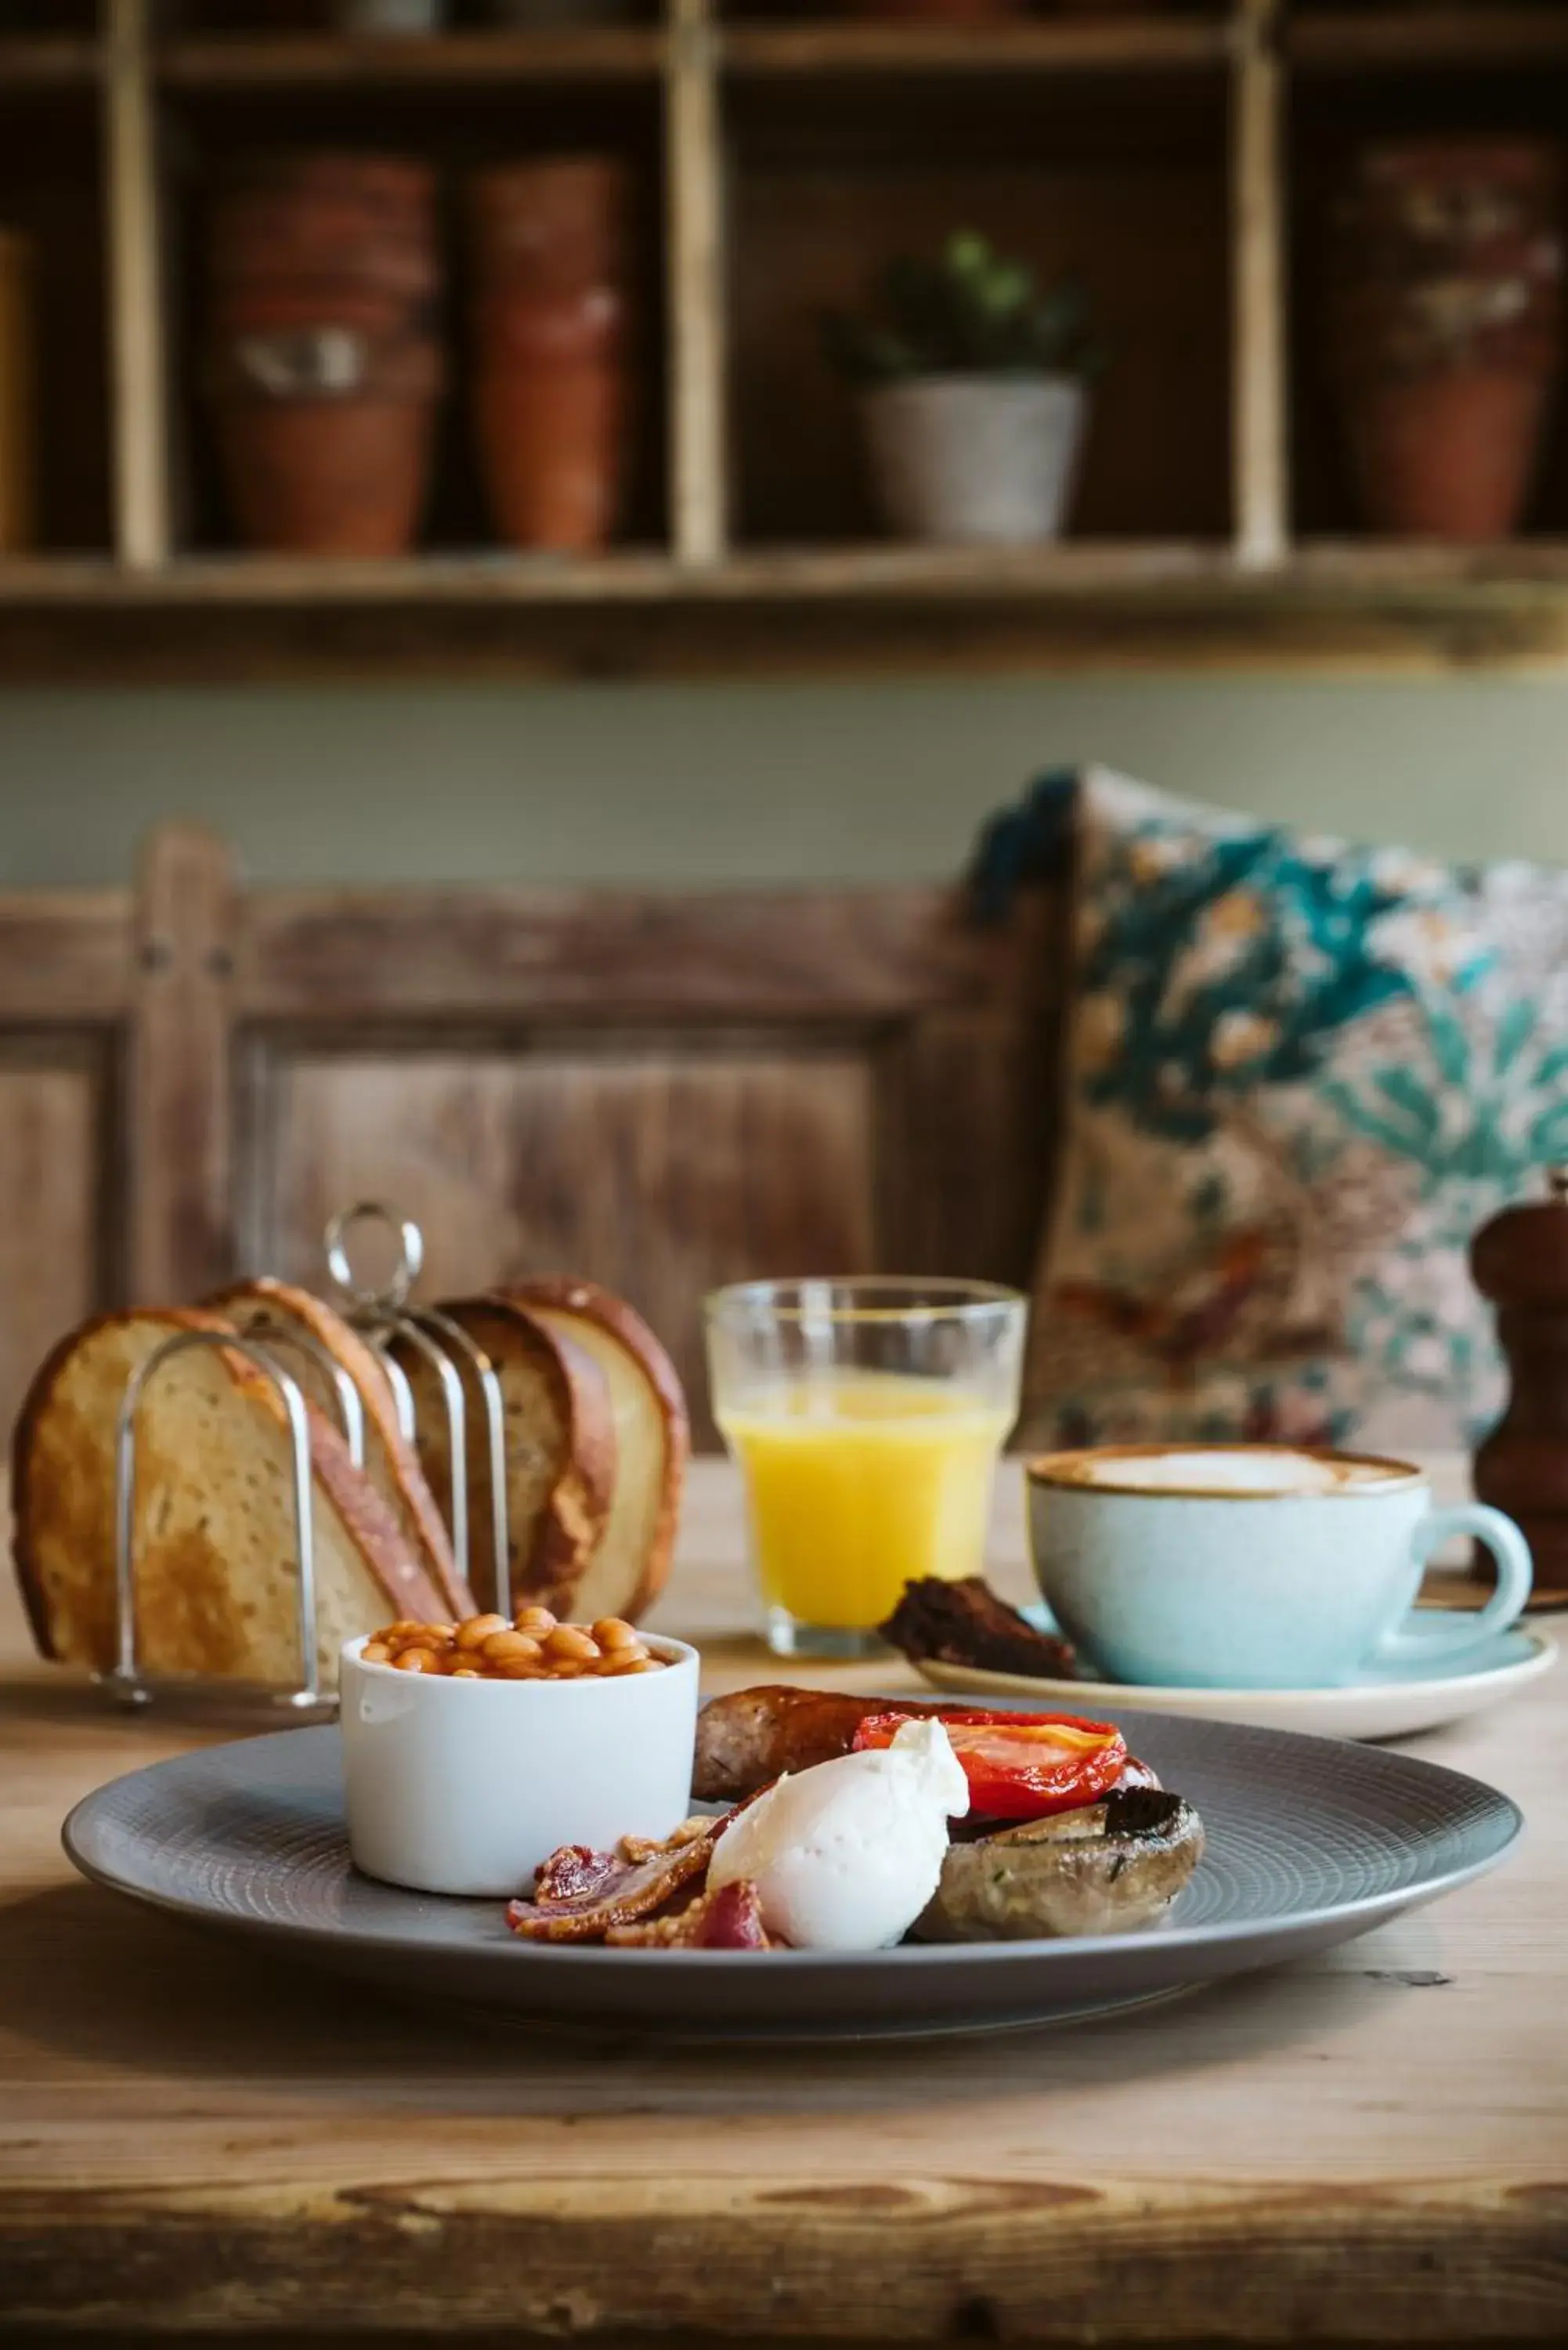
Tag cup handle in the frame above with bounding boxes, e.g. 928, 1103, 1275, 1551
1370, 1506, 1534, 1668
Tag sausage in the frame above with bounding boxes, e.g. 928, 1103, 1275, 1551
692, 1686, 1165, 1807
692, 1686, 956, 1801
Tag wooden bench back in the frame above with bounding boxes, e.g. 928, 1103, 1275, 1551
0, 826, 1068, 1444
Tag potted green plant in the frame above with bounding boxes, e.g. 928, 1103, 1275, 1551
822, 233, 1104, 546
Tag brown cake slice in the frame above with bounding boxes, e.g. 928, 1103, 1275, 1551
880, 1576, 1078, 1681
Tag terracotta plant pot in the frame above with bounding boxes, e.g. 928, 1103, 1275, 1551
218, 153, 437, 221
210, 156, 439, 305
1327, 138, 1564, 541
472, 366, 627, 552
207, 152, 443, 556
215, 400, 438, 559
1341, 371, 1556, 546
468, 157, 631, 554
469, 156, 627, 294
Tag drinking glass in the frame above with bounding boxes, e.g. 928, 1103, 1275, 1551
705, 1277, 1028, 1659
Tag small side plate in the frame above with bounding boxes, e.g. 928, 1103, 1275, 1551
916, 1618, 1559, 1743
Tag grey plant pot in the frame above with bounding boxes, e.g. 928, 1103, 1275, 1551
332, 0, 443, 30
489, 1, 634, 23
860, 374, 1088, 547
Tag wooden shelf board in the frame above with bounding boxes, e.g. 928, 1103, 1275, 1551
1291, 6, 1568, 72
157, 30, 667, 92
8, 543, 1568, 613
0, 38, 101, 89
1293, 540, 1568, 590
723, 20, 1233, 79
0, 558, 122, 594
3, 546, 1568, 696
711, 543, 1240, 599
0, 544, 1250, 610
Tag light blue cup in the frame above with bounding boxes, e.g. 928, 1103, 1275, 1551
1026, 1444, 1534, 1690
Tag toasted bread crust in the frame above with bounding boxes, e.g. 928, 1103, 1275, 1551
204, 1277, 471, 1618
12, 1307, 231, 1665
12, 1307, 449, 1674
217, 1347, 451, 1627
497, 1278, 689, 1621
434, 1296, 618, 1615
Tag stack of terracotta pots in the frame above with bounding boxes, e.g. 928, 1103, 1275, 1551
206, 154, 443, 557
467, 157, 630, 555
1326, 139, 1564, 542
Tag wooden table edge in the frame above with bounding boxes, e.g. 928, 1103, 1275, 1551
5, 1457, 1564, 2341
3, 2173, 1566, 2339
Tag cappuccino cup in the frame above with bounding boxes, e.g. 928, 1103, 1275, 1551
1025, 1444, 1533, 1690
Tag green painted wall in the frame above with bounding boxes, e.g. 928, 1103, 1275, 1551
1, 671, 1565, 887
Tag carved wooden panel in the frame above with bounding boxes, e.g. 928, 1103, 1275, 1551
0, 826, 1067, 1452
247, 1036, 885, 1443
0, 1041, 114, 1437
229, 870, 1067, 1443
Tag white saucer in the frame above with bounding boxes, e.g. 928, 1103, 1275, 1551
915, 1612, 1559, 1742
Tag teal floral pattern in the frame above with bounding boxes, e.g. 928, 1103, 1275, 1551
1027, 772, 1568, 1454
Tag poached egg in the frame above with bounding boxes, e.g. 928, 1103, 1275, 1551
707, 1717, 970, 1950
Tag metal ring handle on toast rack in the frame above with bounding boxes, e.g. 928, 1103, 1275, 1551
323, 1200, 511, 1614
323, 1200, 421, 1444
110, 1329, 326, 1714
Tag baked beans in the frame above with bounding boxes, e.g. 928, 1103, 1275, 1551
359, 1608, 665, 1680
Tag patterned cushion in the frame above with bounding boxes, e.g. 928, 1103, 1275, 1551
1024, 771, 1568, 1455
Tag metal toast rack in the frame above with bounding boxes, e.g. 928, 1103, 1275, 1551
103, 1199, 511, 1718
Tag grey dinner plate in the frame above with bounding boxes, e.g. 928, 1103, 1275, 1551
63, 1711, 1521, 2041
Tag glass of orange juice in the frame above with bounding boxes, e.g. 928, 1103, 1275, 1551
706, 1278, 1028, 1658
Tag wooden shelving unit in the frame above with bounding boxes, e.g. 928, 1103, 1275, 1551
1291, 5, 1568, 71
721, 20, 1233, 74
0, 0, 1566, 677
0, 38, 103, 86
158, 29, 667, 88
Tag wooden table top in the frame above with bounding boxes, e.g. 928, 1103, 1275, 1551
2, 1459, 1564, 2345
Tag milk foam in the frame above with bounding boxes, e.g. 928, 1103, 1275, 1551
1078, 1448, 1401, 1495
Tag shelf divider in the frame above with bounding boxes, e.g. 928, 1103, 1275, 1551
1231, 0, 1288, 571
667, 0, 728, 569
104, 0, 170, 573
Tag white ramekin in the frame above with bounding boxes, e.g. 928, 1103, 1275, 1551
338, 1632, 701, 1896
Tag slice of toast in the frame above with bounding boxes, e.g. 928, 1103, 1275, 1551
13, 1308, 450, 1689
496, 1280, 688, 1625
388, 1296, 616, 1619
204, 1277, 471, 1620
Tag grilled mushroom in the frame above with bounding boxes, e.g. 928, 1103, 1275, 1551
924, 1785, 1205, 1942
